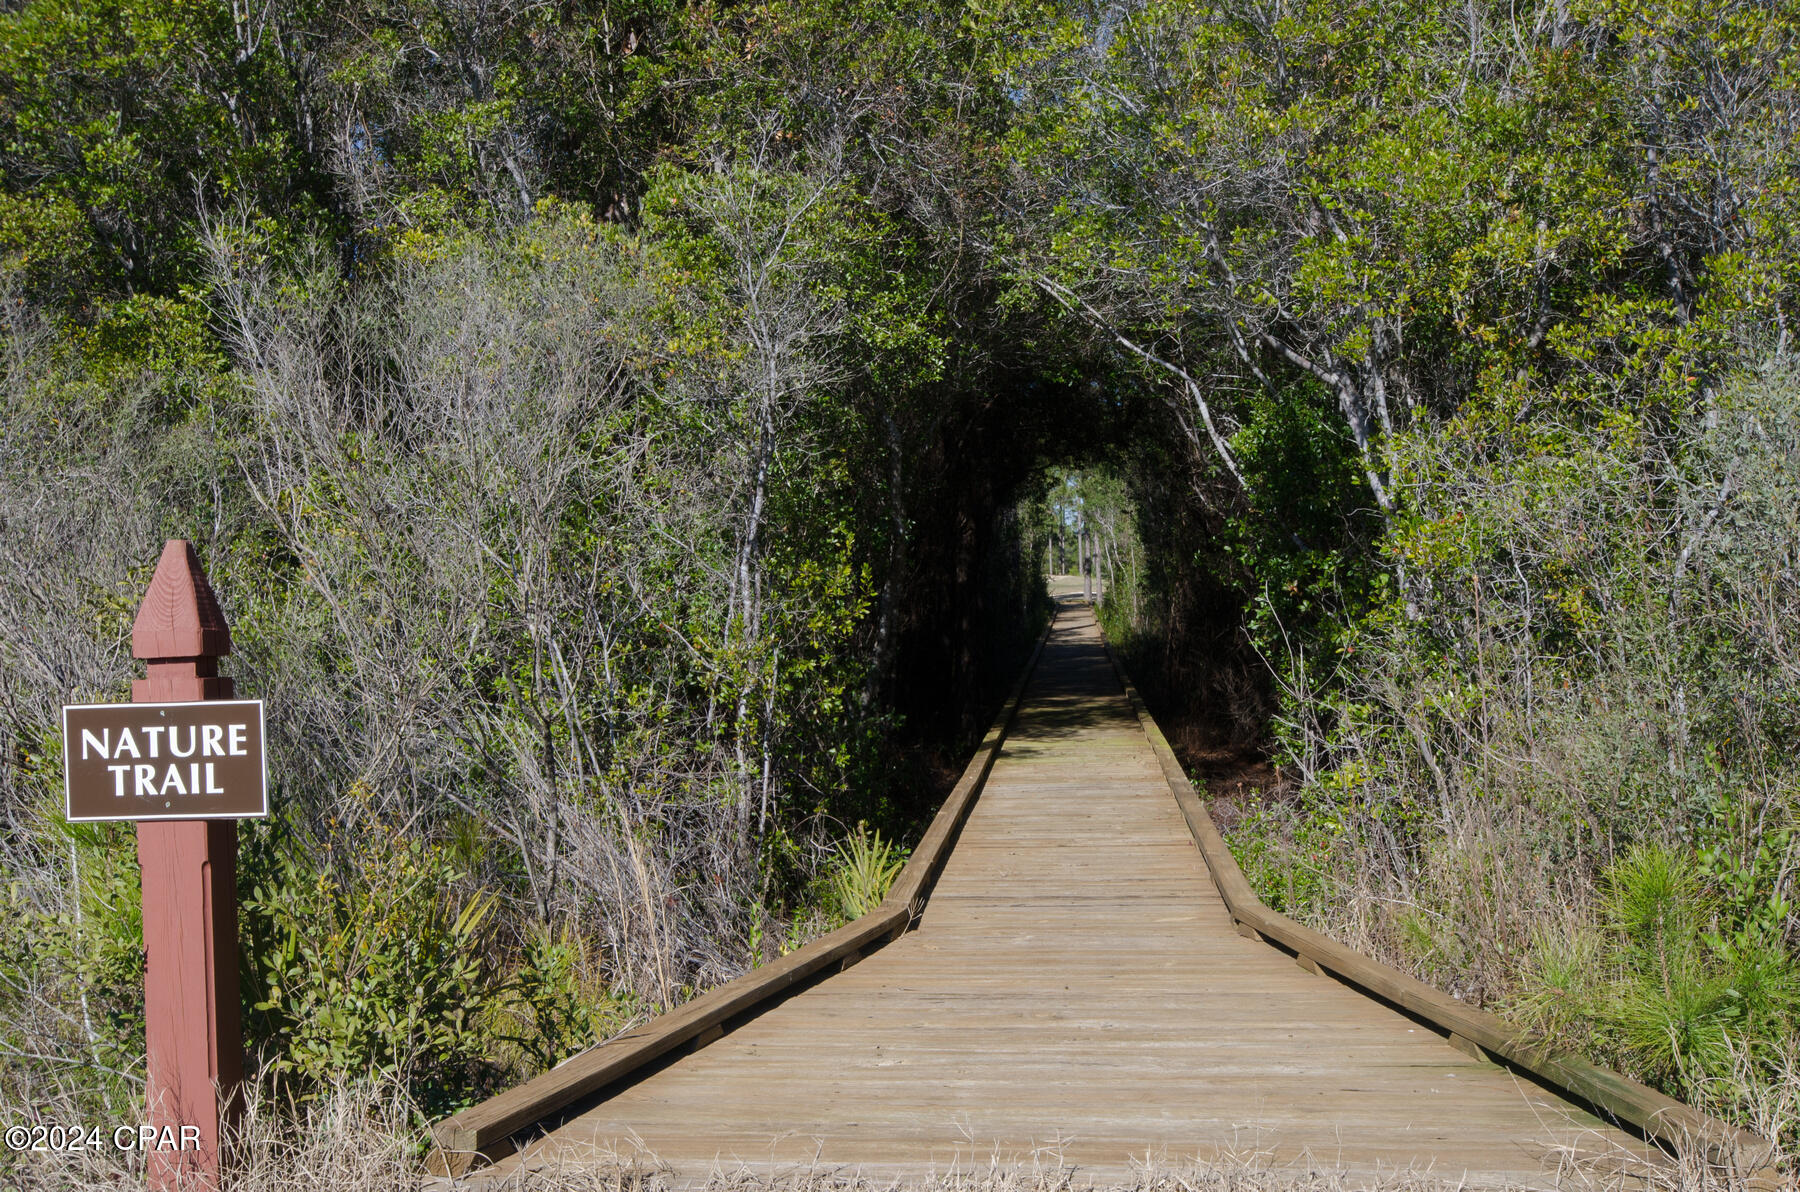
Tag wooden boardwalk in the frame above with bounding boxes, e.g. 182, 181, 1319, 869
480, 597, 1653, 1188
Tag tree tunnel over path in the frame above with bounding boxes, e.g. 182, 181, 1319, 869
5, 0, 1798, 1176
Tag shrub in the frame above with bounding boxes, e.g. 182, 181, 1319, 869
819, 824, 906, 924
487, 923, 637, 1075
239, 795, 502, 1120
1595, 845, 1798, 1095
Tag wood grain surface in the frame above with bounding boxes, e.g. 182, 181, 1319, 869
469, 593, 1671, 1189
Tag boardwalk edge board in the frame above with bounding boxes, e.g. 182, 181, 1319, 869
1102, 645, 1784, 1188
426, 606, 1060, 1178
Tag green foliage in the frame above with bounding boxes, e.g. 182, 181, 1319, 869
487, 925, 637, 1075
1699, 812, 1795, 988
1517, 845, 1800, 1098
1225, 794, 1341, 923
1220, 362, 1800, 1140
1599, 846, 1735, 1085
818, 823, 907, 924
1227, 384, 1380, 662
240, 795, 501, 1119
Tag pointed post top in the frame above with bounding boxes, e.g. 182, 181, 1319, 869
132, 540, 232, 661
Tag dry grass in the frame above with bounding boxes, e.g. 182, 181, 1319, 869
7, 1077, 1789, 1192
470, 1145, 1784, 1192
4, 1066, 1792, 1192
2, 1077, 419, 1192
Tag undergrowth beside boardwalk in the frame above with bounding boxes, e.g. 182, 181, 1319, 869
1154, 369, 1800, 1157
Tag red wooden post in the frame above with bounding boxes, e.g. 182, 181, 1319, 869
132, 540, 242, 1191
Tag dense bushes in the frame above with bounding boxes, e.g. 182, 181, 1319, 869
1214, 368, 1800, 1136
0, 185, 1044, 1132
241, 803, 506, 1120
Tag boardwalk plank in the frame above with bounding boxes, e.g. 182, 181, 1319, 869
481, 597, 1659, 1188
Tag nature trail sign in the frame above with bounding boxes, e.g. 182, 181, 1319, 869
63, 700, 267, 821
63, 539, 252, 1192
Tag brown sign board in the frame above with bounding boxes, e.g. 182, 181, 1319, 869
63, 700, 267, 822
